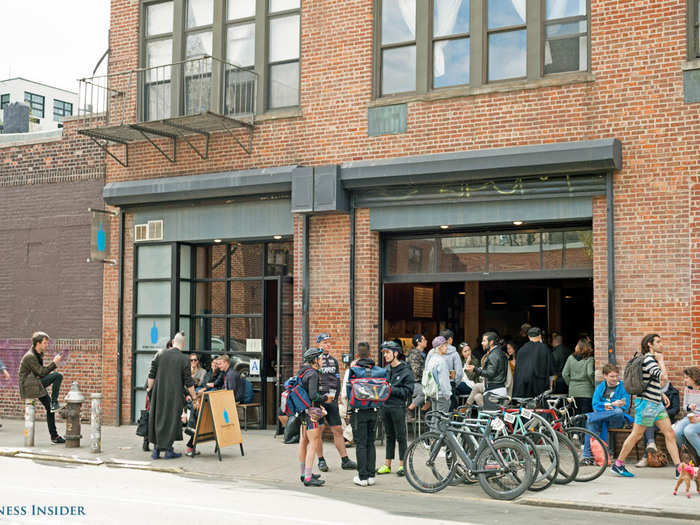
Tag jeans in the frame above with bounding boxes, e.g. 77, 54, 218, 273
584, 408, 626, 457
351, 409, 377, 480
455, 382, 473, 396
411, 383, 425, 408
381, 406, 407, 461
37, 395, 58, 439
674, 416, 700, 456
40, 372, 63, 406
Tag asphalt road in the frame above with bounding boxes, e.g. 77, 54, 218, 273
0, 457, 695, 525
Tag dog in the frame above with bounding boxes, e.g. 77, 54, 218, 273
673, 460, 700, 498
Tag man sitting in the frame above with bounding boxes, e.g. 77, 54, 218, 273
583, 363, 632, 462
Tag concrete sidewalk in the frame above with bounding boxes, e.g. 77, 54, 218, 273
0, 418, 698, 520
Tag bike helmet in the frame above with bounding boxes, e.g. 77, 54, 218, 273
302, 347, 323, 363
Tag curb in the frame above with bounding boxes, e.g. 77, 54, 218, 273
517, 497, 698, 521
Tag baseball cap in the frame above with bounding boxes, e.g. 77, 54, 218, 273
412, 334, 424, 347
432, 336, 447, 349
527, 327, 542, 338
316, 333, 331, 344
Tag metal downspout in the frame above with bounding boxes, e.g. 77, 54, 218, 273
606, 172, 616, 365
349, 205, 356, 361
116, 210, 125, 425
302, 214, 310, 351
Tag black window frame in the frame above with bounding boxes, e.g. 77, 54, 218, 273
0, 94, 9, 110
24, 91, 45, 118
53, 99, 73, 121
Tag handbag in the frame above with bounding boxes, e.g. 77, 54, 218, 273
136, 409, 149, 437
647, 449, 669, 468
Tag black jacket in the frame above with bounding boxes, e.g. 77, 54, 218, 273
319, 353, 340, 394
297, 364, 327, 406
665, 382, 680, 421
384, 361, 415, 407
224, 367, 245, 403
475, 345, 508, 390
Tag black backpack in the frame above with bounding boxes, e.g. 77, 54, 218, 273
623, 353, 648, 395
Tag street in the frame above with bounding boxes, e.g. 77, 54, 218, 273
0, 456, 696, 525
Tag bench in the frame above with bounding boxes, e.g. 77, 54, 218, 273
608, 427, 671, 460
237, 403, 261, 431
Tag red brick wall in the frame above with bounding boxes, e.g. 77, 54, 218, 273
104, 0, 700, 415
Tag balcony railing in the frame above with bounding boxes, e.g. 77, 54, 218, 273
76, 56, 258, 165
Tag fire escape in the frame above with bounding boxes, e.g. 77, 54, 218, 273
76, 56, 256, 167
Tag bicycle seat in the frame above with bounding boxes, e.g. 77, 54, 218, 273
510, 397, 534, 405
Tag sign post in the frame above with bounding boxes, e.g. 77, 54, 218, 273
193, 390, 244, 461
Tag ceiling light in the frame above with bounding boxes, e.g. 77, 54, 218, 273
513, 220, 523, 226
564, 295, 573, 299
273, 235, 282, 240
491, 301, 508, 305
214, 239, 222, 243
531, 304, 547, 308
440, 225, 449, 229
458, 291, 466, 295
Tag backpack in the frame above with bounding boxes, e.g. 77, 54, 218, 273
623, 353, 648, 395
347, 366, 390, 410
282, 370, 313, 416
243, 378, 254, 404
422, 365, 439, 399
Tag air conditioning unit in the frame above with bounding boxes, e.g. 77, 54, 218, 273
134, 220, 164, 241
134, 224, 147, 242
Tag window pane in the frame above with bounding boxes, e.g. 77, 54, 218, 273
433, 37, 469, 87
270, 0, 300, 13
195, 244, 228, 279
135, 353, 157, 391
227, 23, 255, 67
542, 231, 564, 269
180, 281, 191, 314
194, 317, 226, 352
546, 0, 586, 20
146, 82, 171, 120
386, 238, 435, 274
438, 235, 486, 272
269, 61, 299, 108
266, 242, 293, 276
382, 0, 416, 44
488, 29, 526, 80
230, 280, 263, 314
136, 318, 171, 351
545, 20, 587, 37
187, 0, 213, 28
488, 233, 540, 272
382, 45, 416, 94
180, 246, 191, 278
488, 0, 526, 29
434, 0, 469, 37
225, 68, 257, 114
146, 38, 173, 81
146, 1, 173, 36
138, 245, 172, 278
178, 317, 191, 350
228, 0, 255, 19
186, 30, 213, 59
137, 281, 171, 314
229, 318, 263, 351
230, 243, 264, 277
564, 230, 592, 269
269, 15, 300, 62
196, 281, 227, 315
544, 35, 587, 74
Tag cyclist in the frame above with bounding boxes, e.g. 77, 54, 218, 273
297, 347, 327, 487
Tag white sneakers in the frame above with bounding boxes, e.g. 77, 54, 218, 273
367, 477, 376, 486
353, 476, 368, 487
635, 456, 648, 468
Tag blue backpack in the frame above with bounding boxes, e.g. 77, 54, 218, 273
281, 370, 313, 416
243, 378, 254, 404
346, 365, 390, 410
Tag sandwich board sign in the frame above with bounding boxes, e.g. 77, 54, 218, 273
193, 389, 244, 460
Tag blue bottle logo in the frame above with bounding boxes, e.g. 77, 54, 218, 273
96, 222, 106, 252
150, 321, 158, 345
223, 410, 230, 424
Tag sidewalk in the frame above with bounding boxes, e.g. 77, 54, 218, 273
0, 418, 698, 520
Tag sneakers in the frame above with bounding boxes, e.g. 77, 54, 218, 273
580, 457, 596, 467
50, 402, 64, 413
341, 457, 357, 470
300, 473, 322, 482
611, 463, 635, 477
50, 435, 65, 444
303, 477, 325, 487
318, 458, 329, 472
367, 477, 376, 486
646, 442, 658, 453
396, 466, 405, 477
635, 456, 648, 468
376, 465, 391, 475
185, 447, 200, 457
353, 476, 368, 487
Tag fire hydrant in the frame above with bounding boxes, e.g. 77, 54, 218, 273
64, 382, 85, 448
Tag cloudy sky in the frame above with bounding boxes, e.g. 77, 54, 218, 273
0, 1, 111, 93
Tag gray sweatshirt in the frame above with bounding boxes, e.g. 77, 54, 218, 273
427, 345, 463, 384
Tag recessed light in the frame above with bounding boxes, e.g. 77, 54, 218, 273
531, 304, 547, 308
440, 225, 449, 230
513, 220, 524, 226
564, 295, 573, 299
214, 239, 222, 243
458, 291, 466, 295
491, 301, 508, 305
273, 235, 282, 240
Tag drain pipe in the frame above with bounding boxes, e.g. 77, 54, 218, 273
349, 206, 356, 361
116, 210, 125, 425
606, 172, 616, 365
302, 214, 310, 352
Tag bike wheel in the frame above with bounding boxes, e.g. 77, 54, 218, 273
525, 431, 559, 492
551, 431, 579, 485
405, 432, 457, 493
565, 426, 609, 482
509, 434, 540, 491
525, 412, 560, 448
475, 437, 534, 501
451, 434, 478, 485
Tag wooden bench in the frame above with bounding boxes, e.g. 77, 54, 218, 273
608, 427, 671, 460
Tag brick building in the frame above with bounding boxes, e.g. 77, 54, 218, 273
82, 0, 700, 426
0, 118, 106, 421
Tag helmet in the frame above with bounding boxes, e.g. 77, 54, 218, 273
302, 347, 323, 363
380, 341, 402, 353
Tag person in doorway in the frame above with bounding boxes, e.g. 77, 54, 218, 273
147, 332, 196, 459
551, 331, 571, 394
316, 333, 357, 472
407, 334, 429, 417
424, 336, 452, 414
515, 323, 532, 349
377, 341, 414, 477
512, 327, 555, 399
562, 338, 596, 415
18, 332, 65, 444
297, 347, 327, 487
672, 367, 700, 459
465, 331, 508, 406
611, 334, 681, 477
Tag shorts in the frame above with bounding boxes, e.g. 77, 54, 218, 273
301, 412, 320, 431
634, 398, 668, 427
320, 401, 342, 426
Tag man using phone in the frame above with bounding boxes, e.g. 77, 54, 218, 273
18, 332, 65, 444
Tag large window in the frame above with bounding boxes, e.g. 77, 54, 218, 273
0, 94, 9, 110
53, 99, 73, 121
141, 0, 301, 116
689, 0, 700, 59
24, 92, 45, 118
375, 0, 590, 97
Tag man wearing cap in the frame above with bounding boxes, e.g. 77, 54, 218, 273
316, 333, 357, 472
512, 327, 555, 398
424, 336, 453, 413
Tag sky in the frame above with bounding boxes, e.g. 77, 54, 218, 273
0, 1, 111, 93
